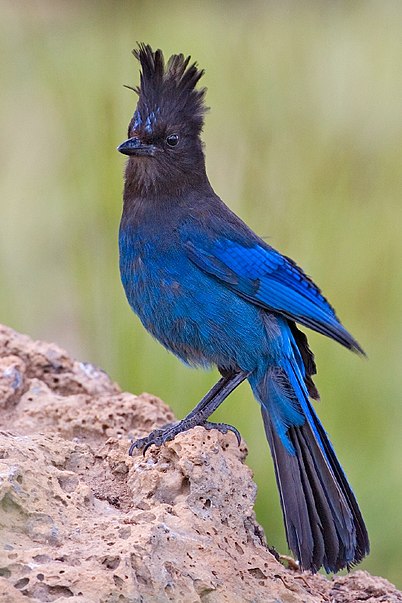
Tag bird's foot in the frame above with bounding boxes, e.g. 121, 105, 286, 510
201, 421, 241, 446
128, 421, 179, 456
129, 419, 241, 456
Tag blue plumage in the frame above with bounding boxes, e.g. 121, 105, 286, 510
117, 43, 369, 573
185, 236, 363, 353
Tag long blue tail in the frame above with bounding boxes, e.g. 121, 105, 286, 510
250, 333, 369, 572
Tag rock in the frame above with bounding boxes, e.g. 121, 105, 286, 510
0, 323, 401, 602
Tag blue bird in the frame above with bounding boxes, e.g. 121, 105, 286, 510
117, 44, 369, 573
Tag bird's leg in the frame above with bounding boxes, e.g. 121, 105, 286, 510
129, 370, 249, 455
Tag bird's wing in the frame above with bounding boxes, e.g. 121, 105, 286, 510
184, 237, 363, 353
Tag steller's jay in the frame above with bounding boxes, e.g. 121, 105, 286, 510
117, 44, 369, 573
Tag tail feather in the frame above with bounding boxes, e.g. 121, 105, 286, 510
262, 412, 322, 571
305, 403, 369, 565
254, 357, 369, 573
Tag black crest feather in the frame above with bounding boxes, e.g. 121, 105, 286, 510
130, 43, 207, 136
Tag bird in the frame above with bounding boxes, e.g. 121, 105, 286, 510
117, 43, 369, 573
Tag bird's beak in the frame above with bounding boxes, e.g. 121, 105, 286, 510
117, 137, 156, 157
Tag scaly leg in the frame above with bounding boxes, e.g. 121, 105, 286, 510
129, 370, 249, 455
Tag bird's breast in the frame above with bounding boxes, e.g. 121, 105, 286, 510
118, 222, 275, 370
119, 226, 207, 363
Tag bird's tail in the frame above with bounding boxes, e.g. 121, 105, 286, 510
250, 352, 369, 573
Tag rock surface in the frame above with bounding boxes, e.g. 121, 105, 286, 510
0, 324, 401, 603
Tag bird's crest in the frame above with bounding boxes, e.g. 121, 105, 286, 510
128, 43, 207, 137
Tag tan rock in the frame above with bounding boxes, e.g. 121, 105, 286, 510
0, 324, 401, 602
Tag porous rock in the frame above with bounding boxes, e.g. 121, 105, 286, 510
0, 324, 400, 603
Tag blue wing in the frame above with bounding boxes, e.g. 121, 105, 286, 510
184, 237, 363, 354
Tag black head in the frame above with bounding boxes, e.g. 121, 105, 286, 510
118, 44, 208, 193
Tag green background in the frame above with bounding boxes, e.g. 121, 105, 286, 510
1, 1, 401, 588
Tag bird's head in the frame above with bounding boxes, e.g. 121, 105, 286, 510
118, 44, 208, 193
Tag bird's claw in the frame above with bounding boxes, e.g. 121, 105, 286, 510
201, 421, 242, 446
128, 421, 180, 456
128, 419, 241, 456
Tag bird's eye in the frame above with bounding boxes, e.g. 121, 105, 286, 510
166, 134, 179, 147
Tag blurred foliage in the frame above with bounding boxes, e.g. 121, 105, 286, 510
1, 0, 401, 588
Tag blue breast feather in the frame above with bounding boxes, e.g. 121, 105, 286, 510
119, 228, 287, 370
